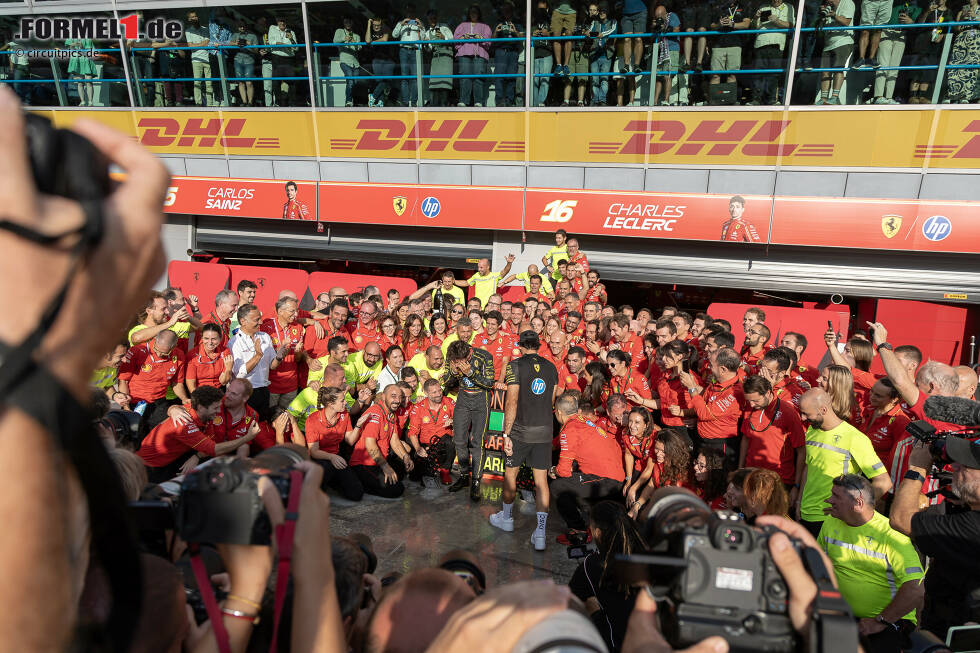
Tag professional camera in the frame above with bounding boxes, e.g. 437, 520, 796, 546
175, 445, 305, 545
614, 488, 837, 653
906, 420, 980, 465
25, 113, 111, 201
652, 16, 668, 32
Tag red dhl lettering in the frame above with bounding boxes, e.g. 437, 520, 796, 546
137, 118, 278, 149
332, 119, 525, 154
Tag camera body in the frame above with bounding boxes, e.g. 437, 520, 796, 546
760, 9, 773, 20
615, 489, 799, 653
653, 16, 668, 31
176, 446, 303, 545
906, 420, 953, 464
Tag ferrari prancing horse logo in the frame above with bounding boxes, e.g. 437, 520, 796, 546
881, 215, 902, 239
393, 196, 407, 216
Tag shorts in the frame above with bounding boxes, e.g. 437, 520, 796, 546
551, 10, 577, 37
710, 45, 742, 71
860, 0, 892, 26
659, 49, 679, 75
568, 50, 589, 76
621, 10, 648, 33
821, 43, 851, 68
505, 439, 552, 470
234, 59, 255, 78
680, 6, 710, 30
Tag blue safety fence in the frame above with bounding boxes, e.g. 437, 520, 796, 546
2, 17, 978, 107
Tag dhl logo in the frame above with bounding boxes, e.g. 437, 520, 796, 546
330, 119, 525, 153
136, 118, 279, 149
588, 119, 834, 158
915, 119, 980, 159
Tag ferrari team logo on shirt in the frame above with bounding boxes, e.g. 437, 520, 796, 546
393, 196, 407, 216
422, 416, 430, 423
142, 363, 152, 372
881, 215, 902, 239
213, 416, 223, 426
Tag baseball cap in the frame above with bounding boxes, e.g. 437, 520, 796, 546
518, 330, 540, 350
945, 437, 980, 469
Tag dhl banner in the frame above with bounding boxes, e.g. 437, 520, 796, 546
161, 176, 980, 255
41, 109, 980, 169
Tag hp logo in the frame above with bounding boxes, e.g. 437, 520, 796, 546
421, 196, 441, 218
530, 378, 546, 395
922, 215, 951, 242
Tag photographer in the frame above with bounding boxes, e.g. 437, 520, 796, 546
423, 10, 454, 107
816, 0, 855, 104
332, 17, 363, 107
584, 2, 617, 106
232, 20, 258, 107
652, 5, 682, 106
709, 0, 751, 87
889, 437, 980, 640
531, 1, 554, 106
492, 1, 524, 107
750, 0, 795, 105
392, 5, 424, 107
561, 12, 591, 106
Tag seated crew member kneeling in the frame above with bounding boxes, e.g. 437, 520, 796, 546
551, 394, 626, 545
137, 385, 258, 482
406, 378, 457, 485
348, 385, 413, 498
305, 386, 366, 502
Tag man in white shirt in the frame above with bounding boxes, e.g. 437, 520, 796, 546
392, 7, 424, 106
817, 0, 855, 104
185, 11, 213, 106
751, 0, 795, 105
267, 16, 299, 106
229, 303, 285, 420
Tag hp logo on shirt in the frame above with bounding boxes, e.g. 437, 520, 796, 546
922, 215, 951, 241
531, 378, 546, 395
421, 196, 441, 218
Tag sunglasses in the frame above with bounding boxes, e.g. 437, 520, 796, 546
452, 309, 464, 314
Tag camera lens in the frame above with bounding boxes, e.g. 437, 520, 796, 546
641, 487, 712, 545
206, 466, 239, 492
253, 444, 307, 472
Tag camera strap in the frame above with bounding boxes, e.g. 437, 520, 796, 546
190, 543, 232, 653
269, 469, 304, 652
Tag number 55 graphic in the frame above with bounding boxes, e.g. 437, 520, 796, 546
540, 199, 577, 223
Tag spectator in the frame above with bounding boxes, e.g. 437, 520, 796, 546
7, 37, 31, 104
652, 5, 682, 106
493, 1, 524, 107
908, 0, 951, 103
207, 9, 232, 107
946, 0, 980, 103
562, 11, 590, 105
724, 466, 756, 513
423, 10, 455, 106
393, 5, 424, 107
454, 5, 492, 107
255, 16, 274, 106
872, 1, 920, 103
154, 34, 185, 107
334, 17, 362, 107
585, 2, 617, 105
530, 0, 555, 106
678, 0, 710, 73
185, 11, 213, 106
797, 388, 891, 537
365, 17, 394, 107
268, 15, 299, 106
742, 467, 791, 518
568, 501, 643, 652
816, 0, 855, 104
232, 20, 259, 107
819, 474, 924, 650
66, 38, 96, 107
709, 0, 751, 88
854, 0, 894, 69
619, 0, 648, 75
551, 1, 578, 78
750, 0, 795, 105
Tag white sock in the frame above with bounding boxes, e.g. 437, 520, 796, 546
536, 512, 548, 532
502, 502, 513, 519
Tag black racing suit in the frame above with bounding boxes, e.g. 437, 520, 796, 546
445, 348, 496, 477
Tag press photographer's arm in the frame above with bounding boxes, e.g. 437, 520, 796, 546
888, 444, 933, 536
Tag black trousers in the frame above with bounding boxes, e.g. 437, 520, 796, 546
862, 618, 913, 653
410, 435, 455, 481
314, 459, 364, 502
453, 391, 489, 476
551, 473, 623, 531
247, 386, 272, 422
352, 452, 406, 498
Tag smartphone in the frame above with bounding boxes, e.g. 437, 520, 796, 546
827, 319, 833, 330
681, 359, 691, 373
760, 9, 773, 19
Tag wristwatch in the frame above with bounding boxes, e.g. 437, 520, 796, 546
904, 469, 926, 483
875, 615, 899, 631
876, 342, 893, 352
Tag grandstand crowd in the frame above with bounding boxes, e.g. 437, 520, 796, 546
87, 226, 980, 653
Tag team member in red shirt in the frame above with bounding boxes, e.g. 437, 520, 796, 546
565, 238, 589, 273
672, 312, 695, 344
305, 386, 365, 501
117, 330, 190, 430
210, 377, 262, 451
399, 314, 429, 362
539, 332, 567, 370
656, 340, 700, 435
137, 386, 257, 482
475, 310, 518, 384
260, 296, 308, 409
203, 289, 238, 348
376, 315, 400, 353
563, 310, 584, 340
606, 313, 644, 371
621, 405, 657, 496
350, 300, 381, 352
758, 348, 807, 412
780, 331, 821, 387
739, 375, 806, 504
584, 269, 606, 304
607, 350, 653, 409
304, 299, 352, 358
679, 347, 744, 465
741, 323, 771, 375
699, 330, 735, 379
550, 393, 626, 544
627, 427, 692, 518
406, 378, 456, 483
824, 329, 878, 416
558, 346, 588, 393
349, 385, 412, 498
186, 324, 232, 391
860, 378, 912, 465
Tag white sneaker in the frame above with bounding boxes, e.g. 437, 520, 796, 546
489, 511, 515, 532
530, 529, 546, 551
475, 102, 483, 107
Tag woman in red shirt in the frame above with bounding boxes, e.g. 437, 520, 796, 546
305, 387, 366, 501
607, 350, 653, 408
622, 407, 657, 503
691, 451, 728, 510
447, 304, 465, 329
656, 340, 700, 433
377, 315, 400, 353
429, 313, 450, 346
400, 314, 429, 362
627, 427, 691, 518
582, 360, 611, 411
185, 323, 232, 391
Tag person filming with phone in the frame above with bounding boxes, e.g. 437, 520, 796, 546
677, 346, 745, 467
